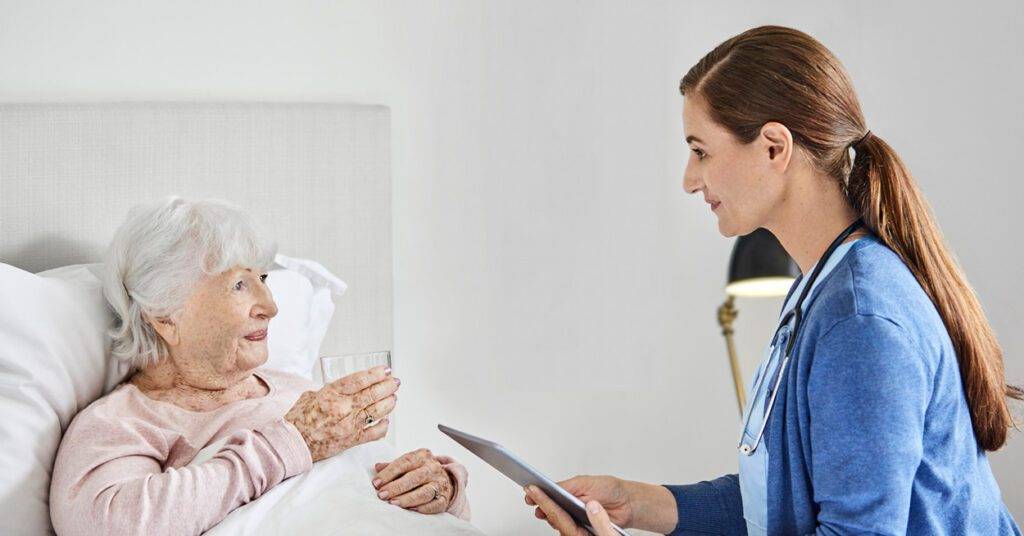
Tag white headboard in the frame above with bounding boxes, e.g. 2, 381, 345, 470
0, 102, 392, 358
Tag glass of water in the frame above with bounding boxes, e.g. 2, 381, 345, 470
319, 351, 394, 444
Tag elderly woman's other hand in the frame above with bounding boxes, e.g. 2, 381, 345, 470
372, 448, 456, 514
285, 365, 399, 462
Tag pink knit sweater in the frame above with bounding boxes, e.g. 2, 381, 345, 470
49, 368, 470, 535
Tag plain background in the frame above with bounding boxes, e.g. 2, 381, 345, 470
1, 1, 1020, 534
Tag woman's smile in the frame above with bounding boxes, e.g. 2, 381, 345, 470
243, 329, 267, 342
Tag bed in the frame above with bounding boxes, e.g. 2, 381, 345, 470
0, 103, 484, 535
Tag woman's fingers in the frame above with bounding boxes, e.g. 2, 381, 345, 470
361, 395, 396, 424
378, 464, 434, 500
356, 417, 389, 443
558, 476, 589, 495
389, 482, 440, 508
374, 449, 431, 488
374, 453, 453, 515
584, 501, 619, 536
525, 485, 587, 536
413, 495, 448, 515
352, 377, 400, 410
330, 365, 392, 395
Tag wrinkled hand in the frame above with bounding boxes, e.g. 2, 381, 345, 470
285, 365, 399, 462
372, 448, 455, 514
524, 475, 633, 536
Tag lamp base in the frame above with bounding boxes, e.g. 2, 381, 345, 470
718, 296, 746, 417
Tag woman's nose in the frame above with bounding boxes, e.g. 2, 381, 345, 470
252, 285, 278, 320
682, 168, 702, 195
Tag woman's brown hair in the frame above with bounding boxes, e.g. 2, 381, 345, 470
680, 25, 1020, 450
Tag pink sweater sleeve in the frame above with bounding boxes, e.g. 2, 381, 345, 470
437, 455, 472, 521
49, 413, 312, 536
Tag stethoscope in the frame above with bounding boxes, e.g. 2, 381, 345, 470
737, 218, 865, 456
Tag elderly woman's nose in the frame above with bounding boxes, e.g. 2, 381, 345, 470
252, 286, 278, 319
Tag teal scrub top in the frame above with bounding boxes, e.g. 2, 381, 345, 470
738, 237, 862, 535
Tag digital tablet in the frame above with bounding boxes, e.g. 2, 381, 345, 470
438, 424, 629, 536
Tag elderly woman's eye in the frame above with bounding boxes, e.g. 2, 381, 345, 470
234, 280, 244, 291
259, 273, 268, 283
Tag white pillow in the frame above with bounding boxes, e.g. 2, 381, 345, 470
0, 263, 111, 536
266, 253, 347, 380
0, 256, 344, 535
264, 254, 348, 379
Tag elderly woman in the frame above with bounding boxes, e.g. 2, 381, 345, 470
50, 197, 470, 535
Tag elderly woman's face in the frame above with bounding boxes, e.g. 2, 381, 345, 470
156, 266, 278, 386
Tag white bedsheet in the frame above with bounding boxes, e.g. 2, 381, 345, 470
202, 440, 487, 535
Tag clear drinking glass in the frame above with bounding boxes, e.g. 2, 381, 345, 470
319, 351, 394, 444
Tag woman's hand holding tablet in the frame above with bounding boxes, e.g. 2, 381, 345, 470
524, 476, 631, 536
524, 476, 679, 536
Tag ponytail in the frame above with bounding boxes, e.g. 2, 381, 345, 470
847, 132, 1022, 451
679, 24, 1020, 450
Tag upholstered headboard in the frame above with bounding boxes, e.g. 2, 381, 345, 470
0, 102, 392, 358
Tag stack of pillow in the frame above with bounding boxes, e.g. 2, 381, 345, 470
0, 255, 345, 535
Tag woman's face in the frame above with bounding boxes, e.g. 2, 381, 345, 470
681, 95, 791, 237
155, 266, 278, 388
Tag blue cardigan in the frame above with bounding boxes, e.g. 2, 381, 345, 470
664, 235, 1020, 535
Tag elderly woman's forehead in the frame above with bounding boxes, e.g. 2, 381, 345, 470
205, 265, 260, 279
227, 266, 260, 275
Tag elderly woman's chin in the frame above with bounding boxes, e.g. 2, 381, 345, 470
228, 343, 271, 375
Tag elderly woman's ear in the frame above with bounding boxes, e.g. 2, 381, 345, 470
144, 312, 180, 346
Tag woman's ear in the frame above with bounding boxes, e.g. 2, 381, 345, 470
759, 121, 794, 173
144, 312, 181, 347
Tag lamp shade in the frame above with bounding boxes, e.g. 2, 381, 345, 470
725, 228, 800, 297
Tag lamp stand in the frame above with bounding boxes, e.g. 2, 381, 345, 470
717, 295, 746, 417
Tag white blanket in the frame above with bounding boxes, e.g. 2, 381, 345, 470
202, 440, 487, 535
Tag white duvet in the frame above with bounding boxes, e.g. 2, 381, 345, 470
201, 440, 487, 535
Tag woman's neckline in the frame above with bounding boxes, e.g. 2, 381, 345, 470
126, 368, 277, 415
785, 234, 872, 309
798, 232, 873, 278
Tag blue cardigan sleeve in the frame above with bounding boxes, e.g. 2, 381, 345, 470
807, 313, 929, 535
662, 474, 747, 535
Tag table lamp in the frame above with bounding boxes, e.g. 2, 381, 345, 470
717, 228, 800, 416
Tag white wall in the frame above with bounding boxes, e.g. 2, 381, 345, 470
2, 1, 1020, 533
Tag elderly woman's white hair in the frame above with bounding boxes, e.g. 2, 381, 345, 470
103, 196, 277, 371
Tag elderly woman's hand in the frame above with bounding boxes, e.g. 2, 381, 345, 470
285, 365, 399, 462
372, 448, 455, 514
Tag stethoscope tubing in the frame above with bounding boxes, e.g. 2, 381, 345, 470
737, 218, 865, 456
